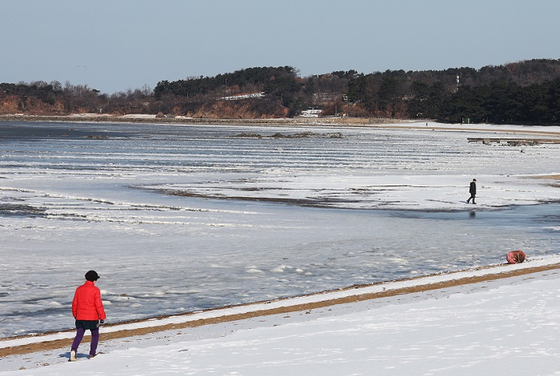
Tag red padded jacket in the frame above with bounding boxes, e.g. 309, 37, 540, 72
72, 281, 106, 321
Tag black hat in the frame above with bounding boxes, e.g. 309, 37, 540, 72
85, 270, 100, 281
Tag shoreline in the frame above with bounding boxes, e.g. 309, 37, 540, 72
2, 260, 559, 358
3, 114, 560, 139
0, 114, 405, 127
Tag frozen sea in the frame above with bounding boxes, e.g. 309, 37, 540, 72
1, 120, 559, 338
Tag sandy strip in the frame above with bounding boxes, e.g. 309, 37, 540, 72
2, 262, 560, 358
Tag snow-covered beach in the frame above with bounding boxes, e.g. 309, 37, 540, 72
3, 257, 560, 375
1, 120, 560, 374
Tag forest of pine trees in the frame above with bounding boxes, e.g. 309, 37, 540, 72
2, 59, 560, 125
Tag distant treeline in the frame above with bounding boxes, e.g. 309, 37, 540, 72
2, 59, 560, 124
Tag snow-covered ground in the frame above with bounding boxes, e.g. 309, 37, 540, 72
1, 121, 559, 374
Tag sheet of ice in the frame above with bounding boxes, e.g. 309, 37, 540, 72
1, 121, 559, 339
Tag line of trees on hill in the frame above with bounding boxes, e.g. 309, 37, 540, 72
348, 61, 560, 124
2, 59, 560, 124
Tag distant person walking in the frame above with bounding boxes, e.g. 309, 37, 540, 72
69, 270, 106, 361
466, 179, 477, 204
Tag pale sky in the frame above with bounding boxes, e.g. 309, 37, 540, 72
2, 0, 559, 94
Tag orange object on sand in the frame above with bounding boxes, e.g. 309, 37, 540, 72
506, 250, 526, 264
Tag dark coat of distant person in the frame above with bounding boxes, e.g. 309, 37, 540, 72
467, 179, 477, 204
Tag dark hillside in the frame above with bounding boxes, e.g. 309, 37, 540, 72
2, 59, 560, 124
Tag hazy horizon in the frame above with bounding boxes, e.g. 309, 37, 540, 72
2, 0, 559, 94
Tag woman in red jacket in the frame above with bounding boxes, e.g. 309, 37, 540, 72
69, 270, 106, 361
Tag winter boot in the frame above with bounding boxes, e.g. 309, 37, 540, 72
69, 350, 77, 362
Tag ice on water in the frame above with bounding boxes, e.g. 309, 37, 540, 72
1, 121, 559, 338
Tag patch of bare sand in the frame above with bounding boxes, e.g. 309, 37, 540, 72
527, 175, 560, 188
529, 174, 560, 180
2, 262, 560, 358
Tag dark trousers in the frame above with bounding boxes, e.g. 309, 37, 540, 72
467, 194, 476, 203
71, 321, 100, 355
